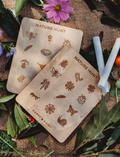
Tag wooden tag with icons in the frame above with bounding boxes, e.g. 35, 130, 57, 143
7, 17, 83, 94
16, 45, 102, 143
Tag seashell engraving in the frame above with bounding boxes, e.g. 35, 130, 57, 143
57, 116, 67, 127
21, 59, 29, 68
41, 49, 52, 56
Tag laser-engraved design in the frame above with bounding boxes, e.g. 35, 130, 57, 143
65, 81, 75, 91
26, 31, 37, 40
37, 63, 46, 69
77, 94, 86, 105
67, 105, 78, 116
57, 116, 67, 127
17, 75, 25, 83
45, 103, 55, 114
48, 35, 53, 43
75, 72, 83, 82
30, 92, 40, 100
23, 45, 33, 53
87, 84, 95, 93
50, 67, 61, 78
21, 59, 29, 68
40, 79, 50, 90
59, 60, 68, 69
54, 95, 66, 99
63, 39, 71, 46
41, 49, 52, 56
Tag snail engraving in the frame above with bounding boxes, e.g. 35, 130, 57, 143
41, 49, 52, 56
57, 116, 67, 127
21, 59, 29, 69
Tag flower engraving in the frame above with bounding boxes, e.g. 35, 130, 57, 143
65, 81, 75, 91
77, 94, 86, 105
63, 39, 71, 46
45, 104, 55, 114
40, 79, 50, 90
87, 84, 95, 93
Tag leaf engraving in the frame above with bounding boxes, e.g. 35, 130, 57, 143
23, 45, 33, 53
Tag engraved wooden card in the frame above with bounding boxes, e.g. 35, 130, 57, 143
7, 17, 83, 94
16, 45, 102, 143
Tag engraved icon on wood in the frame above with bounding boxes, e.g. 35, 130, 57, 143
59, 60, 68, 69
67, 105, 78, 116
77, 94, 86, 105
21, 60, 29, 68
87, 84, 95, 93
23, 45, 33, 53
50, 67, 61, 78
30, 92, 40, 100
57, 116, 67, 127
26, 31, 37, 40
45, 103, 55, 114
65, 81, 75, 91
40, 79, 50, 90
41, 49, 52, 56
48, 35, 53, 43
17, 75, 25, 83
63, 39, 71, 46
54, 95, 66, 99
75, 72, 83, 82
37, 63, 46, 69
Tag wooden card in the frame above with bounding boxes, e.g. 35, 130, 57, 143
16, 45, 102, 143
7, 17, 83, 94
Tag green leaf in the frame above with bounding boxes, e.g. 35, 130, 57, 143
97, 152, 120, 157
15, 0, 27, 16
110, 87, 120, 97
14, 103, 29, 131
40, 16, 47, 22
0, 94, 15, 103
0, 110, 6, 117
84, 0, 96, 11
115, 78, 120, 88
7, 115, 16, 138
30, 0, 44, 6
28, 136, 37, 147
107, 126, 120, 146
17, 124, 44, 139
74, 127, 83, 150
0, 103, 7, 110
7, 8, 21, 31
93, 95, 108, 127
0, 130, 16, 152
0, 80, 7, 88
83, 143, 97, 155
0, 0, 4, 10
101, 12, 120, 28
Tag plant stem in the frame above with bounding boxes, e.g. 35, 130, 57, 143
0, 136, 25, 157
115, 87, 118, 103
44, 150, 54, 157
